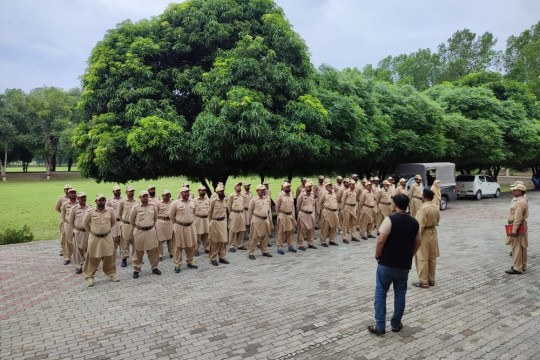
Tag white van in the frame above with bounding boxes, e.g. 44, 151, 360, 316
456, 174, 501, 200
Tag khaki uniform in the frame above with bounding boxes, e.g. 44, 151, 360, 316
129, 203, 159, 272
82, 207, 117, 280
296, 191, 315, 247
243, 191, 253, 225
55, 194, 69, 254
208, 196, 228, 261
334, 183, 346, 230
247, 196, 272, 255
319, 190, 339, 244
375, 188, 393, 228
275, 191, 296, 249
408, 182, 423, 217
507, 196, 528, 272
394, 185, 408, 197
371, 184, 380, 197
68, 203, 92, 269
61, 200, 78, 261
414, 201, 440, 286
228, 192, 246, 248
155, 200, 174, 258
194, 197, 210, 253
118, 198, 138, 260
431, 185, 441, 207
340, 188, 358, 240
170, 199, 197, 267
106, 195, 124, 255
148, 196, 160, 205
295, 185, 305, 199
314, 182, 325, 226
358, 190, 376, 237
389, 184, 396, 197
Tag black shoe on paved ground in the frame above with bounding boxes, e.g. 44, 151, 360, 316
63, 260, 70, 265
187, 263, 199, 269
211, 260, 219, 266
512, 267, 525, 272
351, 237, 360, 242
329, 241, 339, 246
174, 267, 181, 273
308, 244, 318, 249
505, 268, 522, 274
321, 243, 328, 247
391, 323, 403, 332
367, 324, 385, 336
75, 268, 82, 274
169, 254, 173, 258
133, 272, 139, 279
152, 268, 162, 275
368, 235, 376, 238
299, 246, 306, 251
361, 236, 368, 240
121, 258, 127, 267
238, 246, 247, 250
262, 252, 273, 257
248, 255, 256, 260
205, 250, 210, 254
343, 239, 350, 244
59, 252, 63, 257
194, 250, 200, 257
229, 247, 236, 253
159, 257, 163, 261
267, 243, 272, 247
219, 258, 230, 264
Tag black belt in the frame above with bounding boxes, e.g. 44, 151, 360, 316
122, 220, 130, 224
244, 207, 248, 210
424, 225, 436, 229
158, 216, 170, 220
75, 226, 86, 232
345, 203, 356, 206
116, 218, 121, 221
363, 205, 374, 209
253, 214, 267, 220
196, 214, 208, 218
90, 231, 110, 238
136, 225, 154, 231
175, 221, 192, 226
212, 217, 225, 221
232, 209, 243, 213
280, 211, 293, 215
380, 202, 391, 205
324, 207, 337, 212
300, 209, 312, 214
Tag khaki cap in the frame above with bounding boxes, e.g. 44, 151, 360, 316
126, 186, 135, 191
382, 180, 390, 185
77, 191, 86, 197
337, 176, 343, 180
349, 180, 356, 184
180, 186, 189, 192
216, 185, 225, 192
256, 184, 266, 191
323, 179, 332, 186
373, 176, 380, 181
433, 179, 441, 185
234, 181, 242, 186
262, 180, 269, 185
139, 190, 149, 197
148, 184, 156, 189
510, 184, 527, 191
112, 185, 121, 191
162, 189, 171, 195
399, 178, 407, 183
343, 178, 350, 182
305, 180, 313, 187
511, 180, 524, 187
318, 175, 324, 180
388, 177, 394, 180
361, 178, 367, 182
183, 182, 190, 187
301, 177, 307, 181
244, 182, 251, 186
282, 181, 291, 187
352, 174, 358, 178
414, 174, 422, 179
68, 188, 77, 193
64, 184, 72, 189
365, 182, 372, 186
95, 193, 106, 201
198, 185, 206, 191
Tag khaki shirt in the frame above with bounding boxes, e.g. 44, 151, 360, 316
340, 188, 358, 217
248, 196, 271, 238
358, 189, 376, 220
209, 197, 228, 243
275, 191, 296, 231
295, 185, 305, 199
69, 203, 92, 247
170, 199, 197, 248
376, 188, 393, 218
106, 195, 124, 237
194, 197, 210, 235
228, 192, 246, 232
507, 196, 528, 247
83, 207, 116, 258
314, 182, 325, 199
319, 190, 339, 227
334, 183, 345, 204
130, 203, 158, 251
242, 191, 253, 225
148, 196, 161, 205
415, 200, 440, 258
297, 191, 315, 229
155, 200, 173, 241
118, 198, 138, 240
394, 185, 408, 197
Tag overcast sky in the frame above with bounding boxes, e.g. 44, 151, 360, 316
0, 0, 538, 93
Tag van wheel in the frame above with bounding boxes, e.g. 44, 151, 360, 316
440, 197, 448, 211
494, 189, 500, 198
475, 190, 482, 200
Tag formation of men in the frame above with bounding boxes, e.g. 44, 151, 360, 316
56, 174, 433, 286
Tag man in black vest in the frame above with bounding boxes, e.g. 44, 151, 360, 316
368, 194, 421, 335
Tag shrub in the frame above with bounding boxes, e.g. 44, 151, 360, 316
0, 225, 34, 245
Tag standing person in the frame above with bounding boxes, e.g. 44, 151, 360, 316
55, 184, 71, 256
242, 182, 253, 240
368, 194, 421, 335
408, 175, 423, 217
208, 184, 229, 266
313, 175, 325, 228
295, 178, 307, 199
83, 194, 119, 287
341, 180, 359, 243
430, 180, 441, 207
129, 190, 161, 279
319, 179, 340, 247
118, 186, 137, 267
505, 184, 529, 274
147, 184, 160, 205
69, 192, 92, 274
371, 177, 380, 197
387, 177, 396, 196
412, 189, 440, 288
170, 186, 199, 273
60, 188, 78, 265
395, 178, 408, 197
106, 185, 123, 258
376, 180, 393, 230
247, 184, 273, 260
228, 182, 246, 252
275, 182, 297, 254
194, 185, 210, 256
296, 180, 317, 251
156, 189, 174, 261
358, 182, 376, 240
334, 176, 345, 234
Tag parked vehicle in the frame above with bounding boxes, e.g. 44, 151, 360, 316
395, 162, 458, 211
456, 174, 501, 200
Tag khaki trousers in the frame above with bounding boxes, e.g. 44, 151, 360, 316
342, 212, 358, 239
511, 240, 527, 272
158, 239, 174, 258
228, 230, 244, 248
320, 220, 337, 244
197, 233, 209, 252
248, 234, 269, 255
132, 247, 159, 272
174, 246, 195, 266
359, 214, 372, 237
62, 230, 74, 261
209, 241, 227, 261
297, 225, 314, 247
73, 241, 87, 268
113, 236, 121, 257
121, 237, 134, 259
415, 241, 437, 285
83, 255, 116, 280
277, 229, 294, 249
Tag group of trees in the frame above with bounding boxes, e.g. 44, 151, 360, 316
2, 0, 538, 186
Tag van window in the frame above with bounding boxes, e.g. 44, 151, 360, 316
456, 175, 474, 182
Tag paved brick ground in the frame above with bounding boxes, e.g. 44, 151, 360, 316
1, 192, 538, 359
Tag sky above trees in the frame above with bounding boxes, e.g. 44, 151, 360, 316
1, 0, 538, 93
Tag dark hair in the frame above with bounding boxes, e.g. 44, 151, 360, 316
423, 188, 434, 200
393, 194, 409, 211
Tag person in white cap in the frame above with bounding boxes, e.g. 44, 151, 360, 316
319, 179, 340, 246
376, 180, 393, 231
505, 184, 529, 275
60, 188, 78, 265
106, 185, 123, 257
147, 184, 160, 205
275, 181, 297, 254
156, 189, 174, 261
208, 184, 229, 266
247, 184, 273, 259
408, 175, 424, 217
55, 184, 72, 256
387, 177, 396, 195
395, 178, 408, 197
358, 182, 376, 240
340, 180, 359, 243
194, 185, 210, 256
228, 182, 247, 252
117, 186, 138, 267
69, 191, 92, 274
170, 187, 199, 272
295, 178, 307, 199
296, 180, 317, 250
83, 194, 119, 287
371, 177, 380, 197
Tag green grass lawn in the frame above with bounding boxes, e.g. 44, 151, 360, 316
0, 174, 302, 241
5, 166, 78, 172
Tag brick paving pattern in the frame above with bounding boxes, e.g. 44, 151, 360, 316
1, 192, 538, 359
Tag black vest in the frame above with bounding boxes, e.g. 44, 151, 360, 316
379, 213, 419, 270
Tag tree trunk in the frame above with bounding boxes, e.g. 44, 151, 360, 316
51, 152, 57, 172
532, 164, 540, 179
67, 158, 73, 172
45, 157, 52, 180
23, 162, 28, 172
1, 144, 7, 181
488, 165, 502, 181
259, 172, 265, 184
287, 169, 293, 182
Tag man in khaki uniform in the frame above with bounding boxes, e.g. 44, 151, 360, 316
55, 184, 72, 256
387, 177, 396, 197
358, 182, 376, 240
395, 178, 408, 196
296, 178, 307, 199
60, 188, 78, 265
170, 186, 199, 272
208, 184, 229, 266
69, 191, 92, 274
106, 185, 123, 257
194, 185, 210, 256
371, 177, 381, 197
341, 180, 359, 243
130, 190, 161, 278
505, 184, 529, 274
409, 175, 424, 217
313, 175, 325, 228
275, 182, 297, 254
156, 189, 174, 261
147, 184, 160, 205
228, 182, 246, 252
118, 186, 137, 267
296, 180, 316, 251
83, 194, 119, 287
319, 179, 340, 247
413, 189, 440, 288
334, 176, 345, 234
376, 180, 393, 230
242, 182, 253, 240
247, 184, 273, 259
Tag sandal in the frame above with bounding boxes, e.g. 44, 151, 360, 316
367, 323, 385, 335
391, 323, 403, 332
412, 282, 429, 288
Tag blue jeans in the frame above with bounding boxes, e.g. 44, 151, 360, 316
374, 264, 410, 331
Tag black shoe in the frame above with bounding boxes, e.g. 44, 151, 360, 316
211, 260, 219, 266
329, 241, 339, 246
343, 239, 350, 244
219, 259, 230, 264
159, 257, 163, 261
262, 252, 273, 257
174, 267, 181, 273
308, 244, 318, 249
368, 235, 376, 239
59, 252, 63, 257
367, 324, 385, 336
63, 260, 70, 265
248, 255, 256, 260
205, 250, 210, 254
121, 258, 127, 267
75, 268, 82, 274
132, 271, 139, 279
238, 246, 247, 251
361, 236, 368, 240
505, 268, 522, 274
169, 254, 173, 258
321, 243, 329, 247
391, 323, 403, 332
187, 263, 198, 269
229, 247, 236, 253
267, 243, 272, 247
152, 268, 162, 275
299, 246, 306, 251
194, 250, 200, 257
351, 237, 361, 242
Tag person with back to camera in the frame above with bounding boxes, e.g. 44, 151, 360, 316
368, 194, 421, 335
505, 183, 529, 274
